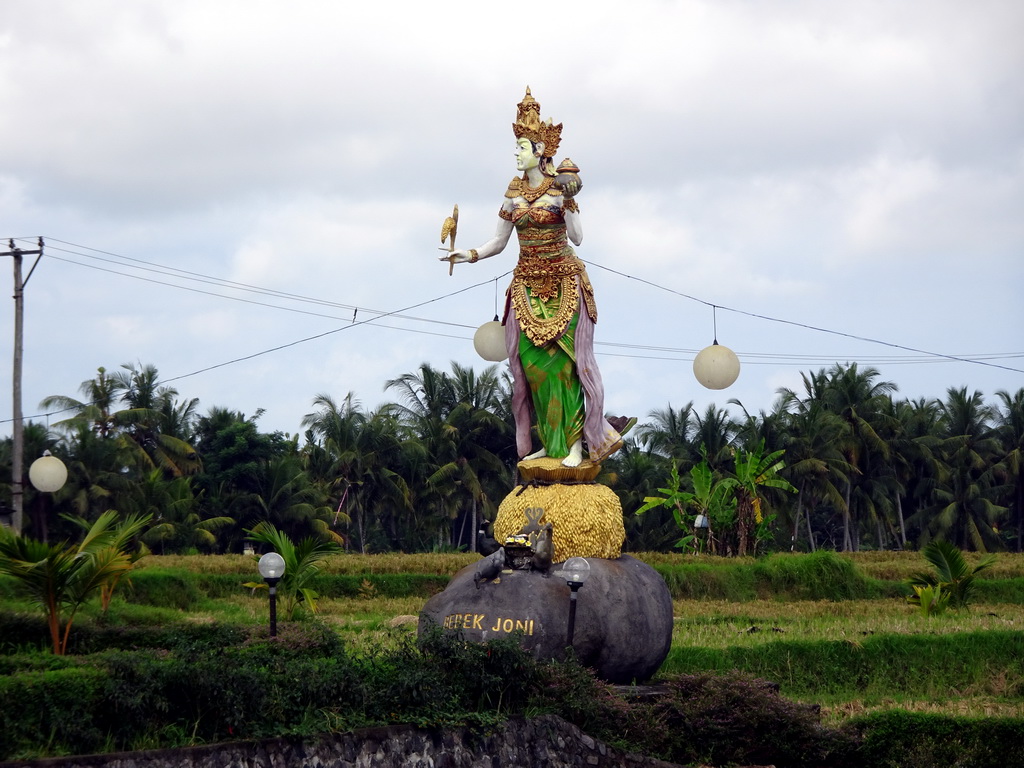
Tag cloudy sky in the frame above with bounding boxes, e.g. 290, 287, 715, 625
2, 0, 1022, 441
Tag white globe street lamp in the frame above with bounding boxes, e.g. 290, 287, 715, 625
561, 557, 591, 647
257, 552, 287, 637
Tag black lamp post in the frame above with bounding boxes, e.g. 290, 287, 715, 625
257, 552, 286, 637
562, 556, 591, 647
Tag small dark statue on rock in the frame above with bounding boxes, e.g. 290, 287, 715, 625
473, 548, 504, 590
532, 523, 554, 574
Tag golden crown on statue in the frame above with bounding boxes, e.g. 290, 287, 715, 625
512, 87, 563, 158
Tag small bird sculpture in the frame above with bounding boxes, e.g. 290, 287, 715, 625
477, 522, 500, 556
532, 523, 553, 574
473, 547, 505, 589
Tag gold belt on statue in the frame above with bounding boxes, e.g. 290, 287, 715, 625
514, 251, 584, 280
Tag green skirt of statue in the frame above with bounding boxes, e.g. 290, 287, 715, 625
518, 289, 584, 458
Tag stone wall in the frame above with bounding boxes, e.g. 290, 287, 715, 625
3, 715, 685, 768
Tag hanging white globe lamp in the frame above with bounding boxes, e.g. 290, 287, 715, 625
693, 342, 740, 390
28, 451, 68, 493
692, 305, 740, 390
473, 315, 508, 362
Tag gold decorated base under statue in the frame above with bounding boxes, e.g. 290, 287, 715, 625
494, 458, 625, 561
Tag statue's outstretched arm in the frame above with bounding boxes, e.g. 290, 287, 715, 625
442, 214, 514, 265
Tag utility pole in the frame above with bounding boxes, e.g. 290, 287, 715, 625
3, 237, 44, 535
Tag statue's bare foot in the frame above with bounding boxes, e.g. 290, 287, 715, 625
561, 440, 583, 468
524, 448, 548, 461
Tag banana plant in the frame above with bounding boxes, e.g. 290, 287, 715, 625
637, 459, 737, 554
731, 443, 796, 556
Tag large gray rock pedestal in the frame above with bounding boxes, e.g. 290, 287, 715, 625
418, 555, 672, 684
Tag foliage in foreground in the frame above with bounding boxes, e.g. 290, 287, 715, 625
0, 512, 149, 654
907, 539, 996, 615
0, 616, 1017, 768
0, 622, 859, 766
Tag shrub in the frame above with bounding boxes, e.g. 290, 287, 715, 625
660, 630, 1024, 698
530, 665, 856, 767
641, 673, 856, 767
908, 583, 950, 616
758, 550, 880, 600
652, 550, 894, 601
848, 710, 1024, 768
118, 569, 210, 609
0, 666, 109, 758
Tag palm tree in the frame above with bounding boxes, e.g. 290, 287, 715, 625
635, 403, 697, 462
244, 521, 342, 619
692, 404, 738, 472
821, 363, 897, 551
55, 423, 134, 517
385, 363, 514, 551
109, 362, 201, 477
0, 511, 150, 653
423, 365, 513, 551
605, 439, 676, 551
386, 362, 457, 426
908, 540, 996, 611
778, 364, 895, 551
128, 471, 233, 554
11, 422, 64, 541
730, 401, 787, 457
62, 511, 152, 613
776, 384, 850, 551
993, 388, 1024, 551
39, 367, 121, 438
878, 398, 942, 549
237, 449, 339, 545
191, 407, 291, 550
302, 393, 411, 553
41, 363, 200, 478
912, 388, 1005, 551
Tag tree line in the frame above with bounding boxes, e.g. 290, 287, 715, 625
1, 360, 1021, 554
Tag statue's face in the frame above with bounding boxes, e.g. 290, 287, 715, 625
515, 138, 540, 171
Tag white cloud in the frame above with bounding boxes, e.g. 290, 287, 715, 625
841, 153, 943, 256
2, 0, 1021, 438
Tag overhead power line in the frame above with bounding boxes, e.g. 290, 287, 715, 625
18, 237, 1023, 370
3, 234, 1021, 427
584, 261, 1024, 376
